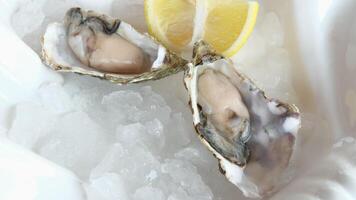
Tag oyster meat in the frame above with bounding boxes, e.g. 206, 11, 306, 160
42, 8, 187, 84
184, 41, 301, 198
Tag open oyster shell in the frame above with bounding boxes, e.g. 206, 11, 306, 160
184, 41, 301, 198
41, 8, 187, 84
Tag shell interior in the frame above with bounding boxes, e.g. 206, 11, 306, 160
184, 41, 301, 198
41, 8, 187, 84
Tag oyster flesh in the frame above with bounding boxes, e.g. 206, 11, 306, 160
184, 41, 301, 198
41, 8, 187, 84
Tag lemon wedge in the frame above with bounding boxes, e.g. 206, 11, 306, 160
145, 0, 259, 57
145, 0, 196, 53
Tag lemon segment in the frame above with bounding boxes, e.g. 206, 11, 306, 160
221, 1, 259, 57
145, 0, 196, 52
203, 1, 259, 57
145, 0, 259, 57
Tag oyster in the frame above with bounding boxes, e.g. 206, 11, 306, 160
184, 41, 301, 198
41, 8, 187, 84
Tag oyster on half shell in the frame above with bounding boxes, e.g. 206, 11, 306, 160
184, 41, 301, 198
41, 8, 187, 84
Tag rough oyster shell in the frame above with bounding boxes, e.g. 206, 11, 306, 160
184, 41, 301, 198
41, 8, 187, 84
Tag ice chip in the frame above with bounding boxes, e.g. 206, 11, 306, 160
38, 111, 109, 179
100, 90, 144, 128
116, 146, 161, 186
140, 86, 168, 109
38, 83, 74, 114
101, 86, 171, 125
90, 143, 125, 179
145, 118, 164, 137
144, 119, 165, 149
92, 144, 160, 187
165, 113, 191, 150
161, 159, 213, 199
8, 102, 57, 149
102, 90, 145, 123
86, 173, 129, 200
116, 123, 147, 146
174, 147, 210, 168
102, 90, 143, 107
168, 188, 193, 200
133, 186, 165, 200
133, 105, 171, 125
116, 122, 165, 151
129, 87, 172, 123
145, 170, 158, 182
167, 186, 213, 200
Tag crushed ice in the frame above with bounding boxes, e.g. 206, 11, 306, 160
7, 74, 218, 199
